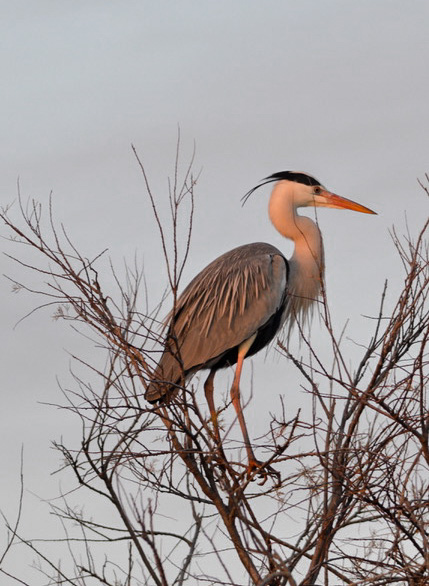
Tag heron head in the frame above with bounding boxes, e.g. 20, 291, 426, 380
244, 170, 376, 215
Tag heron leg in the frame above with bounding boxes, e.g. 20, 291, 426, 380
230, 334, 258, 468
204, 368, 221, 443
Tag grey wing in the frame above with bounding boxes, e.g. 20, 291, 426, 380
146, 243, 288, 401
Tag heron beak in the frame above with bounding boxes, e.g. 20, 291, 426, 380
314, 190, 377, 214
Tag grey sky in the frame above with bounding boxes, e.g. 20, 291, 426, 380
1, 1, 428, 580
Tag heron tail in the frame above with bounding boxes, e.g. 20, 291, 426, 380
145, 354, 184, 404
145, 379, 182, 404
144, 383, 166, 404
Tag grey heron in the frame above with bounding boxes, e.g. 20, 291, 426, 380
146, 171, 376, 473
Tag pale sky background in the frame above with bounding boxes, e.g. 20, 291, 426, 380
1, 1, 428, 582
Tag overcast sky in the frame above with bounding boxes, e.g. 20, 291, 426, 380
1, 1, 428, 581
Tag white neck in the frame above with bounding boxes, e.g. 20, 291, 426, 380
268, 182, 325, 324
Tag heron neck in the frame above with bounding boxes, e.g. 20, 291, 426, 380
269, 190, 324, 312
289, 215, 325, 299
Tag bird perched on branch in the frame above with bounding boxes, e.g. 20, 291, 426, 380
146, 171, 376, 473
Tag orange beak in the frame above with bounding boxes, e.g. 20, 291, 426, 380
314, 190, 377, 215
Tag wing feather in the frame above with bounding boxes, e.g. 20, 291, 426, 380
146, 243, 288, 401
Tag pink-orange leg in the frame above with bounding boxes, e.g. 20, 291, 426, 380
204, 368, 220, 443
230, 334, 260, 471
204, 368, 229, 466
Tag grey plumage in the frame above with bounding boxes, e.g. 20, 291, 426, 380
146, 242, 288, 402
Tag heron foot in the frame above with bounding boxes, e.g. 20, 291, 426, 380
246, 458, 281, 486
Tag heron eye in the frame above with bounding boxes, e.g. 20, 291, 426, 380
314, 186, 322, 195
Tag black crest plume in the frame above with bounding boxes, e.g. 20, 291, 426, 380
242, 171, 321, 205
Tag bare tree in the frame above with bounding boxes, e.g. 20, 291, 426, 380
0, 150, 428, 585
